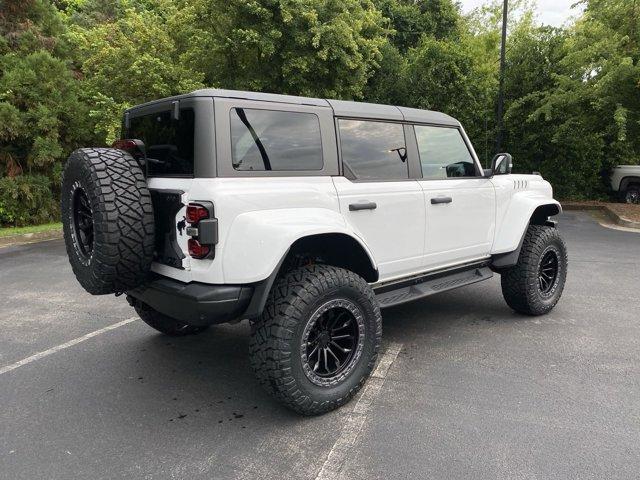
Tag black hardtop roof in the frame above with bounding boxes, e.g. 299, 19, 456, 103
126, 88, 460, 126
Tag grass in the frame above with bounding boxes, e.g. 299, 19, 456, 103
0, 222, 62, 238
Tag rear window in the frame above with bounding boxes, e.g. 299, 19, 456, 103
127, 108, 195, 177
230, 108, 323, 171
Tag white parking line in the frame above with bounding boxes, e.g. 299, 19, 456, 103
315, 342, 403, 480
0, 317, 137, 376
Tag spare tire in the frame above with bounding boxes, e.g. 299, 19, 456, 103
61, 148, 155, 295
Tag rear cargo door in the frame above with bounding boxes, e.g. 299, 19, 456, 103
125, 97, 209, 272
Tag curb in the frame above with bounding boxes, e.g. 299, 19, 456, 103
562, 203, 640, 230
0, 228, 63, 249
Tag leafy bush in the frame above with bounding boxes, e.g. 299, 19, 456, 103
0, 175, 58, 227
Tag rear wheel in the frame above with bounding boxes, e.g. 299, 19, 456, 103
500, 225, 568, 316
249, 265, 382, 415
131, 298, 209, 336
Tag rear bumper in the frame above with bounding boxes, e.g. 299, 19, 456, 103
127, 277, 254, 326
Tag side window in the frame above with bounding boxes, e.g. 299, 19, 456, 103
230, 108, 323, 171
414, 125, 479, 179
128, 108, 195, 177
338, 119, 408, 180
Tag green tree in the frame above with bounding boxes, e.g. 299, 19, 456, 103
502, 0, 640, 198
174, 0, 389, 99
403, 36, 496, 144
372, 0, 461, 52
0, 0, 92, 224
363, 41, 408, 105
67, 2, 204, 143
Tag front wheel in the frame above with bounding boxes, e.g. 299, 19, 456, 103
500, 225, 568, 316
250, 265, 382, 415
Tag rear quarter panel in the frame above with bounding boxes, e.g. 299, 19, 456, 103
155, 177, 374, 285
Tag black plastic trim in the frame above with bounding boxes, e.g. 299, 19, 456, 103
491, 218, 557, 270
198, 219, 218, 245
349, 202, 377, 211
128, 277, 253, 326
373, 259, 491, 294
242, 251, 289, 319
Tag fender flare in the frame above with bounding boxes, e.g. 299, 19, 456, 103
491, 197, 562, 269
224, 208, 378, 319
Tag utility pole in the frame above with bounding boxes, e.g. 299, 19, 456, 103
496, 0, 508, 153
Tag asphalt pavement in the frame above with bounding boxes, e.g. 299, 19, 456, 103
1, 211, 639, 480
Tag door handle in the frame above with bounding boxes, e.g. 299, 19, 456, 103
431, 196, 452, 205
349, 201, 377, 211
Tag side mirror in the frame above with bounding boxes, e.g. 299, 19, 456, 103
489, 153, 513, 176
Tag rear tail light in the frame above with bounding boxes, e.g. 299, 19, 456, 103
185, 202, 216, 259
188, 239, 210, 259
186, 203, 209, 224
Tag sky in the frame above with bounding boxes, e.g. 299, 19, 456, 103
459, 0, 585, 27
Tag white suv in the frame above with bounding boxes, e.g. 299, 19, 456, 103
61, 89, 567, 415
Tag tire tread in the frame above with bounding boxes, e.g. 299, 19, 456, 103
249, 265, 382, 415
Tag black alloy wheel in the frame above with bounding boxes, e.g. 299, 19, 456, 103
302, 302, 361, 382
71, 186, 94, 261
537, 250, 559, 296
250, 265, 382, 415
500, 224, 568, 316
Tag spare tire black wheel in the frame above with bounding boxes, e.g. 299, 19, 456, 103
61, 148, 155, 295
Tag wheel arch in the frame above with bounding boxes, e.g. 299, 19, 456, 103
242, 231, 379, 319
285, 233, 379, 283
491, 198, 562, 270
620, 176, 640, 191
529, 203, 562, 225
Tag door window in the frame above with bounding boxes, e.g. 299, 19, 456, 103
414, 125, 479, 179
338, 120, 408, 180
230, 108, 323, 171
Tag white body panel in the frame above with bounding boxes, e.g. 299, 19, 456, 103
610, 165, 640, 191
491, 174, 560, 254
148, 173, 559, 286
332, 177, 425, 279
419, 178, 495, 269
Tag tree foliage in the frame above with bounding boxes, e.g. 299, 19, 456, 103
172, 0, 389, 99
1, 0, 639, 225
501, 0, 640, 198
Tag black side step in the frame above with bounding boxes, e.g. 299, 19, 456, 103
374, 266, 493, 308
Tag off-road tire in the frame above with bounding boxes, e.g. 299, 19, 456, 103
61, 148, 154, 295
250, 265, 382, 415
624, 184, 640, 204
500, 225, 568, 315
131, 299, 209, 336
